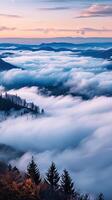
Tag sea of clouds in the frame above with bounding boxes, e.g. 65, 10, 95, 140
0, 87, 112, 198
0, 49, 112, 98
0, 47, 112, 198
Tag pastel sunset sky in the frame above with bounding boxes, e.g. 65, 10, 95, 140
0, 0, 112, 38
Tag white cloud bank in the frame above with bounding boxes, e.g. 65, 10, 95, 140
0, 50, 112, 98
0, 47, 112, 198
0, 87, 112, 198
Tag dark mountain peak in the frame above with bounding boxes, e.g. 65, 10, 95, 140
0, 58, 18, 71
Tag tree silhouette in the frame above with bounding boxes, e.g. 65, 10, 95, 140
61, 169, 75, 200
46, 162, 60, 191
8, 164, 12, 172
0, 159, 107, 200
27, 156, 41, 185
79, 194, 90, 200
98, 193, 105, 200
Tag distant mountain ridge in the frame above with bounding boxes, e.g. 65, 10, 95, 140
0, 42, 112, 50
0, 37, 112, 44
0, 43, 111, 60
78, 48, 112, 60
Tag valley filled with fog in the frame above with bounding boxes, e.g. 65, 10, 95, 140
0, 42, 112, 198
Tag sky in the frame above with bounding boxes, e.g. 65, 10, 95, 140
0, 0, 112, 38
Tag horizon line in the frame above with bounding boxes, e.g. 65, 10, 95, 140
0, 36, 112, 39
0, 36, 112, 45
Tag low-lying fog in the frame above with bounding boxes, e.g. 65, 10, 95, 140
0, 49, 112, 98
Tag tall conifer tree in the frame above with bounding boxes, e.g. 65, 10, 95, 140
27, 156, 41, 185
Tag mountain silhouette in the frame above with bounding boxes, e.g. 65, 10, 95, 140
0, 58, 18, 71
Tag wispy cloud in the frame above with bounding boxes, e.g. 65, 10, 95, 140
0, 13, 22, 18
75, 27, 112, 35
0, 26, 16, 31
77, 4, 112, 18
38, 6, 71, 11
23, 27, 112, 35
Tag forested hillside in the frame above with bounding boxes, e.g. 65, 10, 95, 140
0, 93, 44, 116
0, 157, 104, 200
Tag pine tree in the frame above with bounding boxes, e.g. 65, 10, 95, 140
8, 164, 12, 171
27, 156, 41, 185
61, 169, 75, 200
46, 162, 60, 191
79, 194, 90, 200
98, 193, 104, 200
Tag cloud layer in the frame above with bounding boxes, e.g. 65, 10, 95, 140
0, 45, 112, 198
0, 87, 112, 198
1, 49, 112, 99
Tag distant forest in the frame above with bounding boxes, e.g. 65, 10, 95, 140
0, 93, 44, 116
